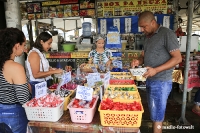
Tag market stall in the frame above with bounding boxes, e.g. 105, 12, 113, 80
16, 0, 199, 132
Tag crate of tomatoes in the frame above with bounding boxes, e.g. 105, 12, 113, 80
98, 98, 144, 127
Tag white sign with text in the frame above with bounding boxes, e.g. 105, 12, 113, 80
76, 85, 93, 101
35, 82, 47, 99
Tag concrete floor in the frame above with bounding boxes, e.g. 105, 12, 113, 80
139, 83, 200, 133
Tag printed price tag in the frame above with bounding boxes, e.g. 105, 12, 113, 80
35, 82, 47, 99
76, 85, 93, 101
62, 71, 71, 84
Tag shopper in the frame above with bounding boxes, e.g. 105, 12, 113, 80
192, 89, 200, 116
81, 34, 113, 67
26, 32, 63, 98
0, 28, 31, 133
131, 11, 182, 133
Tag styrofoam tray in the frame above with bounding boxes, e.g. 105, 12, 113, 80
130, 68, 147, 76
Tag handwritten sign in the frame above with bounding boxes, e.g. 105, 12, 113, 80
104, 72, 110, 89
76, 85, 93, 101
62, 71, 71, 84
87, 73, 101, 87
35, 82, 47, 99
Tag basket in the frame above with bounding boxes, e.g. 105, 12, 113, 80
22, 101, 64, 122
103, 91, 141, 101
67, 96, 99, 123
98, 100, 144, 127
49, 89, 76, 111
106, 85, 138, 92
130, 68, 147, 76
63, 90, 76, 110
110, 72, 131, 76
109, 79, 135, 85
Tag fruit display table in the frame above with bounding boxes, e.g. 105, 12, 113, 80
28, 110, 140, 133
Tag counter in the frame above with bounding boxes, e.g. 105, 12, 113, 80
28, 110, 140, 133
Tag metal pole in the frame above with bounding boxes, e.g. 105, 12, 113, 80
173, 0, 179, 31
63, 19, 66, 41
178, 0, 194, 125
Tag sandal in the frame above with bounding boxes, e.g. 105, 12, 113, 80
192, 108, 200, 116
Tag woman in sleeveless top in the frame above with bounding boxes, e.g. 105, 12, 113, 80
0, 28, 31, 133
26, 32, 63, 98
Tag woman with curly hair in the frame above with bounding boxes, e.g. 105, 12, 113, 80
0, 28, 31, 133
26, 32, 63, 98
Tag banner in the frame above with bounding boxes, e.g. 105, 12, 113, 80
97, 0, 168, 17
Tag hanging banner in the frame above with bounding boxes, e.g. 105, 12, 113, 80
113, 18, 120, 32
100, 19, 107, 34
163, 16, 170, 29
97, 0, 168, 17
125, 18, 131, 33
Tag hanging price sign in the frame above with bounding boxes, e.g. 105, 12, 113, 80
62, 71, 71, 85
76, 85, 93, 101
35, 82, 47, 99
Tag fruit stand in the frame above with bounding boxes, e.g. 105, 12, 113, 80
26, 70, 143, 133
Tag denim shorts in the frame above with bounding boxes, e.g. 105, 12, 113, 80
194, 89, 200, 106
0, 103, 28, 133
146, 79, 172, 122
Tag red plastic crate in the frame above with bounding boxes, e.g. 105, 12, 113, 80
109, 79, 135, 85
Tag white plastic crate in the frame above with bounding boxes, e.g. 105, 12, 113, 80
22, 101, 64, 122
67, 96, 99, 123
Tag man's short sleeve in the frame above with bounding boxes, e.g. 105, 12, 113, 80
165, 29, 180, 53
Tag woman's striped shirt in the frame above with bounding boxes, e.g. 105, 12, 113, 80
0, 71, 31, 105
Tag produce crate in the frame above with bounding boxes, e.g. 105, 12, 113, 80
110, 75, 135, 85
67, 96, 99, 123
106, 85, 138, 92
22, 101, 64, 122
103, 91, 141, 101
63, 90, 76, 110
110, 72, 131, 76
98, 100, 144, 127
109, 79, 135, 85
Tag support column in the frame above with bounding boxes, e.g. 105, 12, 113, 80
4, 0, 25, 67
